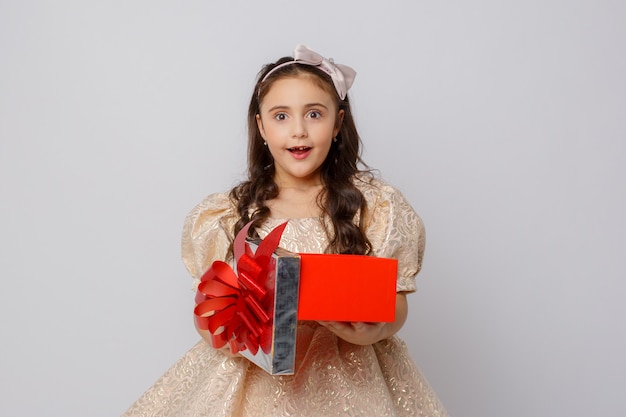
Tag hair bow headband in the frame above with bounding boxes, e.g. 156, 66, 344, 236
261, 44, 356, 100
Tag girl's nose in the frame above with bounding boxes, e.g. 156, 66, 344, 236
292, 119, 308, 138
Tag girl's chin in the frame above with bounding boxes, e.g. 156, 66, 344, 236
274, 169, 323, 185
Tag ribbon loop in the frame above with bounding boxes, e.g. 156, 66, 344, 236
194, 221, 289, 355
261, 44, 356, 100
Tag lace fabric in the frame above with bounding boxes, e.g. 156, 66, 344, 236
123, 178, 447, 417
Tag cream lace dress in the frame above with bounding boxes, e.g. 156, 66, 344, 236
122, 178, 448, 417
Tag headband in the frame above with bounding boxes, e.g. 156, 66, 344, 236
260, 44, 356, 100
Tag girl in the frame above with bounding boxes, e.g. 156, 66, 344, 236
123, 45, 448, 417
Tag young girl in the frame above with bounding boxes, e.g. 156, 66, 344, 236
123, 45, 448, 417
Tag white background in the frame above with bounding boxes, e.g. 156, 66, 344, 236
1, 1, 625, 416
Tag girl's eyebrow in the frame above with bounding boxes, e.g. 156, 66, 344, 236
266, 102, 330, 113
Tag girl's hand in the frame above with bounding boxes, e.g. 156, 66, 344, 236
215, 344, 239, 358
317, 293, 410, 345
195, 319, 240, 357
317, 321, 387, 345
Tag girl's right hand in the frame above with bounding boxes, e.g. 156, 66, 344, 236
195, 318, 240, 357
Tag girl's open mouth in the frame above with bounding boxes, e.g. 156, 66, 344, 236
288, 146, 311, 154
287, 146, 312, 160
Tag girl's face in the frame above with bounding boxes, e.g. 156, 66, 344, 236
256, 75, 343, 188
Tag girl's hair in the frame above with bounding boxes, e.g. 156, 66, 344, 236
229, 57, 372, 255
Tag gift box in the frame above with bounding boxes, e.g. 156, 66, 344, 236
297, 253, 397, 322
237, 244, 300, 375
194, 221, 397, 375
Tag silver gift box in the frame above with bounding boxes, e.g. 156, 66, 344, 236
237, 241, 301, 375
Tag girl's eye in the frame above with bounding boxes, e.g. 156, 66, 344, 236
274, 113, 287, 121
308, 110, 322, 119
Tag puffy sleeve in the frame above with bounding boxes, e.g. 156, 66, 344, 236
362, 180, 425, 293
181, 192, 237, 289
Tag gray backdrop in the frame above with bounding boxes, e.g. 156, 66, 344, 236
1, 1, 624, 416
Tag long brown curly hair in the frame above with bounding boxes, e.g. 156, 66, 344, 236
229, 56, 372, 255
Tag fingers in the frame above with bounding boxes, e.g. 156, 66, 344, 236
318, 321, 380, 329
317, 321, 385, 345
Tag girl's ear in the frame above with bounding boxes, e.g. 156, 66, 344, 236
256, 114, 266, 140
333, 109, 345, 138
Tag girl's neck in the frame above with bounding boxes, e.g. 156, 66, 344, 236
267, 183, 324, 219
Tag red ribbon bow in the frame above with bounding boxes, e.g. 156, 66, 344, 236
194, 221, 288, 355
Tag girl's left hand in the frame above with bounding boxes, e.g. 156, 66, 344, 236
317, 321, 387, 345
316, 293, 409, 345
